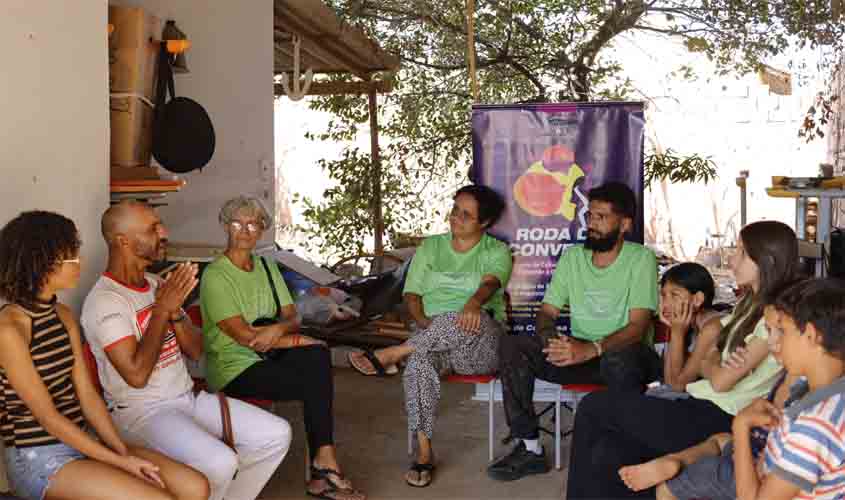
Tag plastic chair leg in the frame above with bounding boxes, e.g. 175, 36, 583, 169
488, 378, 495, 461
555, 387, 562, 470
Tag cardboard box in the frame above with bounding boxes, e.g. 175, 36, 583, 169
110, 95, 154, 167
109, 5, 160, 167
109, 6, 160, 100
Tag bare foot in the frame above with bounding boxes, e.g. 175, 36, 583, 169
619, 457, 682, 492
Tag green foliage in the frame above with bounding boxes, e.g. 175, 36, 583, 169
644, 149, 718, 188
292, 0, 843, 257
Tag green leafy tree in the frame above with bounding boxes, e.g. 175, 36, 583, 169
294, 0, 844, 258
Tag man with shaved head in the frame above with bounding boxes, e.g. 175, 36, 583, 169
81, 201, 292, 500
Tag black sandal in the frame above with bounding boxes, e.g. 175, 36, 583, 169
307, 466, 363, 500
405, 462, 435, 488
347, 349, 398, 377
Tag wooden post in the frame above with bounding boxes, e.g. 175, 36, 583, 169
368, 85, 384, 272
466, 0, 479, 101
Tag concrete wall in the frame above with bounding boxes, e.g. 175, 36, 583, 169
111, 0, 276, 247
0, 1, 111, 311
0, 2, 109, 490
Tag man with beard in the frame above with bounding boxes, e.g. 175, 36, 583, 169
487, 182, 660, 481
81, 201, 292, 500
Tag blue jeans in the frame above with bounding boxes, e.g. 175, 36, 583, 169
5, 443, 84, 500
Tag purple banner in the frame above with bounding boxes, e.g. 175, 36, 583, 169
470, 102, 645, 335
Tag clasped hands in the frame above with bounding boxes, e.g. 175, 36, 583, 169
543, 336, 598, 367
734, 398, 782, 433
154, 262, 198, 321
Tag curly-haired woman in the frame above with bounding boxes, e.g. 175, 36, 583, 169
0, 211, 209, 500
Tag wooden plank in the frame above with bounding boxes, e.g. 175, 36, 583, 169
274, 0, 399, 71
110, 180, 184, 193
274, 79, 393, 96
274, 29, 370, 78
766, 188, 800, 199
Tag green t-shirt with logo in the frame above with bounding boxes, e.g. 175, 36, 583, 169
403, 233, 512, 322
200, 254, 293, 391
542, 242, 658, 342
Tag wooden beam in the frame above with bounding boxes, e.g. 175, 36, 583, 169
275, 22, 372, 80
274, 28, 371, 79
368, 87, 384, 270
275, 0, 399, 71
274, 79, 393, 97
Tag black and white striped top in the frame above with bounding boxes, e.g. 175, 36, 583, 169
0, 299, 85, 448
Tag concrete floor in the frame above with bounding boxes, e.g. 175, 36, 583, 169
259, 367, 570, 499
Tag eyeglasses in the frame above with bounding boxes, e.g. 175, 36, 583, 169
449, 205, 478, 223
230, 221, 262, 233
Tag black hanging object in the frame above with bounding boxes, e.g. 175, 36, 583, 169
152, 43, 215, 173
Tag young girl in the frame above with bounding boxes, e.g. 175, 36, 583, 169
0, 211, 209, 500
566, 220, 798, 500
657, 262, 723, 392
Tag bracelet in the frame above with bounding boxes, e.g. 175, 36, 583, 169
592, 341, 603, 357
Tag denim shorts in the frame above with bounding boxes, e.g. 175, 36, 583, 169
665, 441, 736, 500
4, 442, 84, 500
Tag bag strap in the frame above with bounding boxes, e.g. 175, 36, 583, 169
154, 43, 176, 112
218, 392, 236, 452
260, 257, 282, 318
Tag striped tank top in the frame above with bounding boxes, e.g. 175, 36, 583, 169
0, 299, 85, 447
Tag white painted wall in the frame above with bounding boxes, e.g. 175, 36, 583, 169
111, 0, 276, 247
608, 31, 827, 259
0, 1, 109, 491
0, 1, 110, 311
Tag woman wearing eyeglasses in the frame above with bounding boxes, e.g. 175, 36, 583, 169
0, 211, 210, 500
199, 196, 364, 500
348, 185, 512, 487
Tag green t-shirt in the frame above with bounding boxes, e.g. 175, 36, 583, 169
200, 254, 293, 391
542, 242, 657, 342
403, 233, 513, 322
686, 313, 781, 415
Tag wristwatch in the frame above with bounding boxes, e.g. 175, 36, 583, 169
171, 309, 188, 324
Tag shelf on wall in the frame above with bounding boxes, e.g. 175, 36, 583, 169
109, 178, 185, 205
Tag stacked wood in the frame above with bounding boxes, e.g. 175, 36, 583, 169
370, 320, 411, 340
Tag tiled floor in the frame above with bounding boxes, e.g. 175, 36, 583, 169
259, 367, 569, 499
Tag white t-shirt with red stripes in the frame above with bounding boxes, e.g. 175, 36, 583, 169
81, 272, 193, 407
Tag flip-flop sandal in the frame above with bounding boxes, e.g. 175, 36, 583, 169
405, 462, 435, 487
347, 350, 398, 377
307, 466, 364, 500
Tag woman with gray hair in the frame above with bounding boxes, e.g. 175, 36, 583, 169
200, 196, 365, 500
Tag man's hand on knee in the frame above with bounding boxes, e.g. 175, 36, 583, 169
543, 337, 598, 366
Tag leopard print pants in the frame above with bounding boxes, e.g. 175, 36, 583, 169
403, 311, 502, 439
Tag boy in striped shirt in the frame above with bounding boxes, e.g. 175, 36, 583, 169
733, 278, 845, 500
